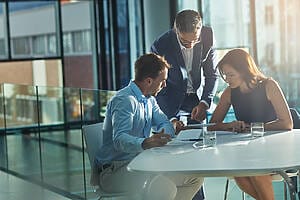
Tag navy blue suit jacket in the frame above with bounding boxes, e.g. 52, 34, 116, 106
151, 26, 218, 119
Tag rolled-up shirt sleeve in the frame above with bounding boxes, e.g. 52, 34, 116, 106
150, 97, 175, 137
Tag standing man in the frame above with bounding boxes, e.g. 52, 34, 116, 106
95, 53, 203, 200
151, 9, 219, 200
151, 9, 218, 123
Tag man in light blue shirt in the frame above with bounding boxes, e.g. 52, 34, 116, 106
96, 53, 203, 200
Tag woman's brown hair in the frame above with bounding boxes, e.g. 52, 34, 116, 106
217, 48, 266, 88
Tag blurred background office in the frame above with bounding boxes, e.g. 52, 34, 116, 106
0, 0, 299, 199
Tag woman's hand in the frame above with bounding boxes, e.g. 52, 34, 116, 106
229, 120, 250, 132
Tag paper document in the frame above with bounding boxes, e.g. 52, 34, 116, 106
176, 129, 202, 140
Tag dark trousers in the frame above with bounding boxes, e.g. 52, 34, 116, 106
180, 93, 199, 115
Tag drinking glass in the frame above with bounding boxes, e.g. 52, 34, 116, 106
251, 122, 264, 138
203, 131, 216, 147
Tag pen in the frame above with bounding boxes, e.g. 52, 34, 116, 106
179, 138, 203, 141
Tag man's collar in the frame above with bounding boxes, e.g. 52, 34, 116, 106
175, 30, 201, 50
176, 33, 187, 50
129, 80, 149, 102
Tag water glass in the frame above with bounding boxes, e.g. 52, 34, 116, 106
203, 131, 216, 147
251, 122, 264, 138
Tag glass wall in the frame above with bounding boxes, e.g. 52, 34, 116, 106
255, 0, 300, 108
177, 0, 199, 11
0, 0, 144, 128
3, 84, 42, 182
202, 0, 251, 49
198, 0, 300, 110
0, 2, 7, 59
0, 1, 62, 87
0, 83, 116, 199
61, 1, 94, 89
201, 0, 252, 105
9, 1, 57, 58
115, 0, 130, 88
0, 59, 62, 88
0, 0, 144, 91
0, 84, 7, 169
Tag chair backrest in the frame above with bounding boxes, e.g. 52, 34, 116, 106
290, 108, 300, 129
82, 122, 104, 186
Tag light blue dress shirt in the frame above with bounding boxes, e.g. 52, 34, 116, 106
95, 80, 175, 165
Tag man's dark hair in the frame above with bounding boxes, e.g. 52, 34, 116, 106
134, 53, 170, 81
174, 9, 202, 33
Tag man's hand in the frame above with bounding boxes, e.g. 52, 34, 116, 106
142, 129, 171, 150
191, 102, 208, 121
171, 119, 185, 135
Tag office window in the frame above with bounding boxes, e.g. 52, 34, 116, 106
201, 0, 251, 49
115, 0, 130, 88
47, 34, 57, 55
99, 0, 114, 89
63, 32, 72, 54
265, 5, 274, 25
9, 1, 57, 58
0, 39, 5, 57
61, 1, 94, 89
32, 35, 46, 55
255, 0, 300, 107
199, 0, 252, 108
1, 0, 145, 92
12, 37, 31, 56
72, 30, 91, 53
177, 0, 199, 10
0, 3, 8, 59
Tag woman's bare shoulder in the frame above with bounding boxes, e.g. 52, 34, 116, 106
265, 77, 280, 90
220, 87, 231, 104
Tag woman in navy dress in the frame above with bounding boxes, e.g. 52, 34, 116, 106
209, 49, 293, 200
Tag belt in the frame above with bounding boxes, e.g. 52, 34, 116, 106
99, 160, 130, 173
99, 163, 112, 173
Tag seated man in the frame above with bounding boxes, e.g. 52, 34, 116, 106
95, 53, 203, 200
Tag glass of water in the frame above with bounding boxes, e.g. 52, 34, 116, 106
251, 122, 264, 138
203, 131, 216, 148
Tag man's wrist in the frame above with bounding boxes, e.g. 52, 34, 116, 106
199, 101, 209, 109
170, 117, 178, 123
141, 138, 150, 150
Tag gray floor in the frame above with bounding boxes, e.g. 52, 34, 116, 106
0, 172, 295, 200
0, 170, 71, 200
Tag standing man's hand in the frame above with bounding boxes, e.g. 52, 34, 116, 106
191, 102, 208, 121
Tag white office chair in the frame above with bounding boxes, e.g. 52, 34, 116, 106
82, 122, 127, 200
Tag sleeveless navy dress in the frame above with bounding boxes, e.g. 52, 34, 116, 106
231, 80, 277, 123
